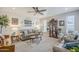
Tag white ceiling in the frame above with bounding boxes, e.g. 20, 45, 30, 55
46, 7, 79, 16
0, 7, 79, 16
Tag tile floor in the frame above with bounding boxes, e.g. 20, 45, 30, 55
14, 33, 59, 52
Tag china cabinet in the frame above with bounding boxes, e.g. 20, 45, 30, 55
48, 18, 58, 38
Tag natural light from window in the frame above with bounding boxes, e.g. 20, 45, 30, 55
66, 15, 75, 34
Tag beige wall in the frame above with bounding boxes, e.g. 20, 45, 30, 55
1, 8, 79, 34
0, 8, 48, 35
54, 10, 79, 33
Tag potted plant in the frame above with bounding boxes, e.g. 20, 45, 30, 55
0, 15, 9, 33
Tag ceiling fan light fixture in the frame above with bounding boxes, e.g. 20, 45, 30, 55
28, 7, 47, 15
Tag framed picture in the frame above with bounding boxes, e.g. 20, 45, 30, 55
24, 20, 32, 26
12, 18, 18, 25
59, 20, 64, 26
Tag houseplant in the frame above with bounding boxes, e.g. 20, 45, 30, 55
0, 15, 9, 33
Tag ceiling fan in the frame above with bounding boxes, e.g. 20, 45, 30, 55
28, 7, 47, 15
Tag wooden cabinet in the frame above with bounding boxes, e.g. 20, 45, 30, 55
0, 36, 4, 46
0, 45, 15, 52
48, 18, 58, 38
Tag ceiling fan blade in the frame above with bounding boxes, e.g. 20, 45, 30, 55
30, 7, 44, 15
32, 7, 38, 12
39, 9, 47, 12
36, 7, 38, 10
32, 7, 36, 10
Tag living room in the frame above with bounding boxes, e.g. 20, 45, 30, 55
0, 7, 79, 52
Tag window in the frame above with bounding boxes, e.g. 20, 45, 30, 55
66, 15, 75, 33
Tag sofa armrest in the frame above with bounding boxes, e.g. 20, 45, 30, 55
53, 46, 70, 52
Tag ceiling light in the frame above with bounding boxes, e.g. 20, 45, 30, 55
12, 8, 16, 10
65, 8, 68, 11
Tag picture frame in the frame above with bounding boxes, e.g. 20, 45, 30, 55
24, 20, 32, 26
12, 18, 18, 25
59, 20, 64, 26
